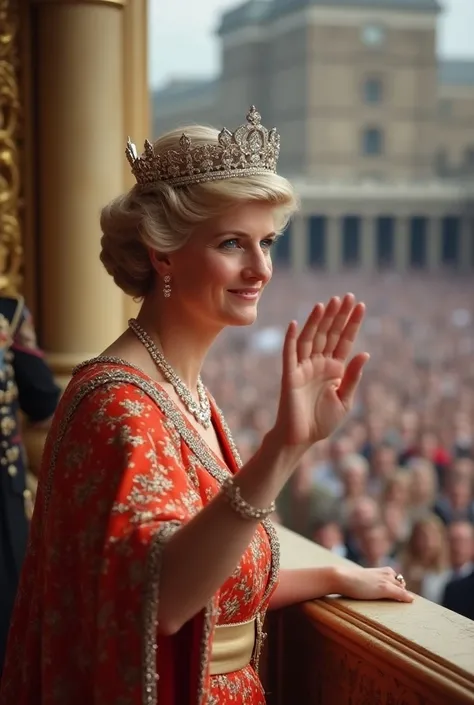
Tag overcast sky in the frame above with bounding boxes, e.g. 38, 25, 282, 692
148, 0, 474, 88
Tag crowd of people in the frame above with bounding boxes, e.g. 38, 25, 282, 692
203, 268, 474, 618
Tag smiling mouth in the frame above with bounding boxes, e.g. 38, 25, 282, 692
228, 289, 261, 299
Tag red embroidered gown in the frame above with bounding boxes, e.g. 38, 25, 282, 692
0, 360, 280, 705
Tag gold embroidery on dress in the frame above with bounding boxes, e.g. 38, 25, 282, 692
43, 358, 280, 704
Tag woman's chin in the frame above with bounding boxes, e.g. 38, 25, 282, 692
225, 309, 258, 327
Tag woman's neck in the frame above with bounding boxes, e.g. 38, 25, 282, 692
135, 295, 220, 391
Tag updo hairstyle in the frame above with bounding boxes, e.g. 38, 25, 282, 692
100, 125, 299, 299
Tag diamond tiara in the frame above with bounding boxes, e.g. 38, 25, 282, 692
125, 105, 281, 188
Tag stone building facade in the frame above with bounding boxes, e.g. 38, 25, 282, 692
152, 0, 474, 272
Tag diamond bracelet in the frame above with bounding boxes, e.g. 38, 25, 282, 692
221, 477, 276, 521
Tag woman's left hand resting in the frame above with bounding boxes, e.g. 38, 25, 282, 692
269, 565, 414, 610
335, 565, 414, 603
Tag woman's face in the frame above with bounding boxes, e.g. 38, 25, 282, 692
166, 201, 276, 332
411, 466, 434, 503
387, 479, 409, 505
413, 523, 440, 561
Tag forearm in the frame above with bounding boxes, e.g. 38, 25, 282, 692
268, 566, 344, 611
158, 429, 307, 635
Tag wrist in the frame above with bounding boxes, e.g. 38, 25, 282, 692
331, 565, 355, 596
263, 427, 309, 473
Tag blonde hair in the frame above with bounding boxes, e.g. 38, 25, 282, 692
402, 513, 449, 573
381, 470, 411, 505
408, 457, 439, 507
100, 125, 299, 299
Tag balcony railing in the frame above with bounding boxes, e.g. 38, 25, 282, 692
264, 525, 474, 705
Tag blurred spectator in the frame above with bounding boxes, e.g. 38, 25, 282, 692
400, 429, 451, 481
357, 523, 398, 570
407, 458, 439, 520
434, 459, 474, 525
339, 453, 370, 522
203, 270, 474, 608
311, 520, 348, 558
382, 502, 412, 548
344, 497, 381, 563
441, 521, 474, 619
310, 434, 355, 498
446, 521, 474, 580
442, 569, 474, 620
381, 471, 412, 509
400, 514, 450, 603
368, 442, 399, 496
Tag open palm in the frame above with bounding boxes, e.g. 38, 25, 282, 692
276, 294, 369, 447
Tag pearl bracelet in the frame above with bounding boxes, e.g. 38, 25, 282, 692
221, 477, 276, 521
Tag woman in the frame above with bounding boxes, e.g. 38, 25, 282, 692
0, 107, 413, 705
408, 456, 438, 520
400, 513, 450, 603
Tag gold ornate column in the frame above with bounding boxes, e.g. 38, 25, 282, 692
0, 0, 23, 298
32, 0, 126, 382
122, 0, 149, 322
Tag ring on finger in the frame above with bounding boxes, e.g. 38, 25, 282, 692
395, 573, 406, 588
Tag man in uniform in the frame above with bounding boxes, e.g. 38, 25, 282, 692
0, 293, 60, 676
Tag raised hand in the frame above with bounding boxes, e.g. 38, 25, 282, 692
275, 294, 369, 448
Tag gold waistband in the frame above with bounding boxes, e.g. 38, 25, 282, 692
209, 619, 256, 676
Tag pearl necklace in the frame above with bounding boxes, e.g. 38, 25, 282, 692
128, 318, 212, 429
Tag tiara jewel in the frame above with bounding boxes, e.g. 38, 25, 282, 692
125, 105, 281, 188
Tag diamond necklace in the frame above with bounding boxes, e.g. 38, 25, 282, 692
128, 318, 212, 429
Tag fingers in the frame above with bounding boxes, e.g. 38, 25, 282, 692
385, 583, 415, 603
309, 298, 342, 356
293, 294, 366, 364
321, 294, 356, 357
296, 304, 324, 361
337, 352, 370, 407
282, 320, 298, 381
383, 568, 413, 602
332, 302, 366, 361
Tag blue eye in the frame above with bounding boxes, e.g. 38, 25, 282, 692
219, 239, 239, 250
218, 237, 276, 251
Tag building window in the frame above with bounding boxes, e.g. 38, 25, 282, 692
309, 216, 326, 267
362, 127, 383, 156
410, 217, 427, 268
342, 216, 360, 266
376, 216, 394, 267
442, 216, 460, 267
364, 77, 383, 104
274, 222, 291, 267
464, 147, 474, 170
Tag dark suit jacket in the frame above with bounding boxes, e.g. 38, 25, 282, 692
0, 295, 60, 673
442, 570, 474, 621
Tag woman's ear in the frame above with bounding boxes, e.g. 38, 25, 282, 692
149, 247, 171, 278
